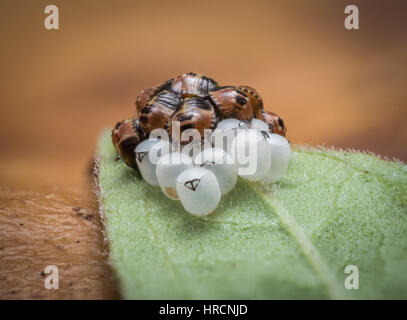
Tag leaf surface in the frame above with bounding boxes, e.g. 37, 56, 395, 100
96, 131, 407, 299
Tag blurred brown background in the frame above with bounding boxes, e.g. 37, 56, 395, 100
0, 0, 406, 299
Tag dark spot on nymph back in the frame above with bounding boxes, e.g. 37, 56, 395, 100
177, 114, 194, 122
181, 123, 195, 131
141, 106, 152, 114
140, 116, 148, 124
235, 95, 247, 106
278, 118, 285, 128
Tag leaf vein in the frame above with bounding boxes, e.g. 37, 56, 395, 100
251, 181, 345, 299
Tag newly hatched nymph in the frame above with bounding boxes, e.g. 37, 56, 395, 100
237, 85, 264, 119
111, 118, 145, 169
170, 72, 218, 97
139, 90, 182, 133
169, 97, 216, 144
209, 86, 253, 121
261, 110, 287, 137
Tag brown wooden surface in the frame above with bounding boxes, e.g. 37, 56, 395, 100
0, 0, 406, 299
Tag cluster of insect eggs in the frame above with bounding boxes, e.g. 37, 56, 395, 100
112, 73, 290, 216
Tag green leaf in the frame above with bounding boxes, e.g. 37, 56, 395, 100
95, 130, 407, 299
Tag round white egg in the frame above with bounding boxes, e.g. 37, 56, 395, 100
156, 152, 193, 200
250, 118, 269, 132
135, 139, 170, 186
211, 119, 249, 155
230, 129, 272, 181
194, 148, 237, 195
262, 134, 291, 183
176, 167, 221, 216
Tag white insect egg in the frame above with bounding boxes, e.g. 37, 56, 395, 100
262, 133, 291, 183
194, 147, 237, 195
156, 152, 193, 200
135, 139, 170, 186
230, 129, 272, 181
250, 118, 269, 132
211, 118, 249, 155
176, 167, 221, 216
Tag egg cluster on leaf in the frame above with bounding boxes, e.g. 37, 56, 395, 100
111, 73, 290, 215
